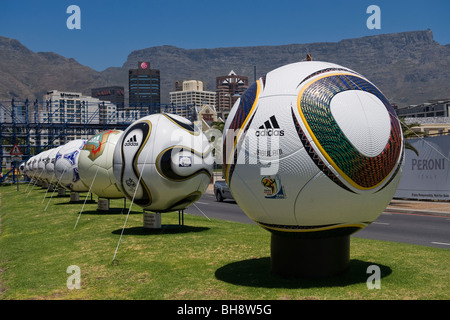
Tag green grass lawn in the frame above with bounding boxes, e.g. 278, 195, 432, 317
0, 183, 449, 300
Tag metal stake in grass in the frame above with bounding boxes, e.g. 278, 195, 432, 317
26, 169, 45, 198
24, 175, 35, 193
42, 173, 56, 203
74, 166, 100, 230
44, 168, 66, 211
193, 203, 211, 221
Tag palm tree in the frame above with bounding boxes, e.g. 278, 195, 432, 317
211, 121, 225, 133
399, 117, 425, 156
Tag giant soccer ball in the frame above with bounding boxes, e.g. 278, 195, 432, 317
78, 130, 125, 199
113, 113, 214, 212
24, 157, 34, 179
37, 149, 52, 183
45, 146, 63, 185
223, 61, 404, 238
19, 162, 26, 175
54, 139, 88, 192
33, 152, 48, 182
31, 154, 41, 180
29, 155, 39, 180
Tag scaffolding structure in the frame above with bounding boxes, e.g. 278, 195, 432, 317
0, 98, 196, 171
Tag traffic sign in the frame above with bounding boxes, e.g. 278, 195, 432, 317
10, 143, 23, 156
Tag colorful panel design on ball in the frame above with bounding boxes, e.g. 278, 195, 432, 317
297, 73, 402, 190
63, 150, 79, 166
291, 108, 355, 193
83, 130, 121, 161
223, 79, 261, 185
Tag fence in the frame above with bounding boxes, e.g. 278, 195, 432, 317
0, 99, 196, 169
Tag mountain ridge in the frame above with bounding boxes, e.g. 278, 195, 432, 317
1, 29, 449, 107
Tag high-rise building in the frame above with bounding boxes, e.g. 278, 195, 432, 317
91, 86, 124, 108
38, 90, 117, 144
216, 70, 248, 118
169, 80, 216, 118
42, 90, 117, 125
128, 61, 160, 110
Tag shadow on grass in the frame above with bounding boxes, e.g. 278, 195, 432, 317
54, 199, 97, 205
40, 193, 71, 198
111, 224, 210, 236
80, 208, 140, 215
215, 257, 392, 289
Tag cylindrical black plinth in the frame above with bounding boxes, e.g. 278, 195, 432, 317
270, 233, 350, 278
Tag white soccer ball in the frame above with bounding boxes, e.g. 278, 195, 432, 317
113, 113, 214, 212
54, 139, 88, 192
78, 130, 125, 199
24, 157, 33, 179
28, 156, 38, 179
33, 152, 47, 181
45, 146, 63, 185
31, 154, 41, 180
19, 162, 26, 175
35, 152, 45, 179
223, 61, 404, 238
37, 150, 52, 183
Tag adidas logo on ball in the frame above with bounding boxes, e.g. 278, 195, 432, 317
124, 135, 139, 147
255, 115, 285, 137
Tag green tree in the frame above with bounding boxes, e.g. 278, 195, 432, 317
211, 121, 225, 133
399, 117, 425, 156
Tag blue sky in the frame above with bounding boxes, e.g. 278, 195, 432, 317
1, 0, 449, 71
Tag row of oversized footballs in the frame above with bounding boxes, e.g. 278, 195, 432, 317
22, 113, 214, 212
23, 130, 125, 200
20, 60, 405, 245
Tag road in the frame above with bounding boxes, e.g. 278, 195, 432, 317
185, 194, 450, 249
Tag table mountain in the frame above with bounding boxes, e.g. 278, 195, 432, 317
0, 36, 111, 101
1, 29, 449, 107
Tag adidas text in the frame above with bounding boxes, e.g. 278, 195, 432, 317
255, 129, 284, 137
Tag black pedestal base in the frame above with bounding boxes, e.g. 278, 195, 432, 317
270, 233, 350, 278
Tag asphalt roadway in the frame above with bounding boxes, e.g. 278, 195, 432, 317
184, 193, 450, 250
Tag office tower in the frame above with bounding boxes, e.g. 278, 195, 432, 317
91, 86, 125, 108
216, 70, 248, 118
128, 61, 160, 109
169, 80, 216, 118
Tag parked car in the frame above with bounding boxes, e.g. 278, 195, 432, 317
214, 180, 233, 202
